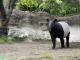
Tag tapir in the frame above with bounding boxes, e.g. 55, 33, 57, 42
47, 19, 70, 49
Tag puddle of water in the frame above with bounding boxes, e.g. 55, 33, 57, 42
70, 26, 80, 42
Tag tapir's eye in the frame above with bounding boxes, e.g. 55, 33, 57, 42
46, 24, 48, 25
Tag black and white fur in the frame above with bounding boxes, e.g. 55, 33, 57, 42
48, 19, 70, 49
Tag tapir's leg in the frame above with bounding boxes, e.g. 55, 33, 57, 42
60, 37, 65, 48
66, 32, 70, 48
52, 37, 56, 49
49, 31, 56, 49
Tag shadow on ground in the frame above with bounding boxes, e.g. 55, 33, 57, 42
33, 40, 80, 49
69, 42, 80, 48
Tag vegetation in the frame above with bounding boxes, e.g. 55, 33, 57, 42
0, 36, 13, 44
16, 0, 39, 11
0, 36, 25, 44
16, 0, 80, 16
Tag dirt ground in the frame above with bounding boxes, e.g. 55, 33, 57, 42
0, 41, 80, 60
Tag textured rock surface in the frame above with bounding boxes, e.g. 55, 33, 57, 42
8, 9, 51, 41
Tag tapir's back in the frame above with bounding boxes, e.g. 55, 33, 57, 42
58, 22, 70, 37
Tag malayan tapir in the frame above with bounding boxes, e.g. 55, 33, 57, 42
47, 19, 70, 49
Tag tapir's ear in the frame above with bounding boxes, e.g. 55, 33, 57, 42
54, 19, 57, 23
46, 19, 50, 22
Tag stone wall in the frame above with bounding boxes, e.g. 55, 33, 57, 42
8, 9, 51, 41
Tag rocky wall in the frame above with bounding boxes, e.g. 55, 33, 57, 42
8, 9, 80, 41
8, 9, 51, 41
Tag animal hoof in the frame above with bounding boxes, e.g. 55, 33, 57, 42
66, 46, 69, 48
52, 47, 55, 49
61, 46, 65, 48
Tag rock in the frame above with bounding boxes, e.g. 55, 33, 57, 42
8, 9, 51, 41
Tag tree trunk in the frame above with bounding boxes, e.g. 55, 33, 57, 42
0, 0, 9, 35
0, 0, 17, 35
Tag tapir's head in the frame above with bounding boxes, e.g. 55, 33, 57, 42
47, 18, 58, 23
47, 18, 58, 31
47, 18, 58, 27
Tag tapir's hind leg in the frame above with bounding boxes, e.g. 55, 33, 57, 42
66, 32, 70, 48
60, 37, 65, 48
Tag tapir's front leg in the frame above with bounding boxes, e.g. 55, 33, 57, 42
49, 31, 56, 49
52, 37, 56, 49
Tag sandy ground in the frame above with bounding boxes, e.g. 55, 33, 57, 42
0, 41, 80, 60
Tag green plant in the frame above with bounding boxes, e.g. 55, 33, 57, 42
16, 0, 39, 11
39, 0, 63, 15
0, 36, 26, 44
0, 36, 14, 44
16, 0, 80, 16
